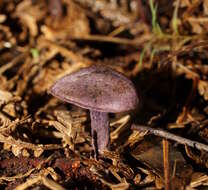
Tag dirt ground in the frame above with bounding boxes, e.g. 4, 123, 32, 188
0, 0, 208, 189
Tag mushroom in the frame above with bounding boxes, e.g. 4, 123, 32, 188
49, 65, 139, 156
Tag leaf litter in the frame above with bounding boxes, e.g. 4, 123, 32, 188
0, 0, 208, 189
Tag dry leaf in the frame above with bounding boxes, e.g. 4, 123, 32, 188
198, 80, 208, 100
203, 0, 208, 15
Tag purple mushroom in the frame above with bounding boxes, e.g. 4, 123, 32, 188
49, 65, 139, 156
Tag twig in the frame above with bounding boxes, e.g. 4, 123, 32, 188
163, 138, 170, 190
69, 34, 149, 46
131, 124, 208, 152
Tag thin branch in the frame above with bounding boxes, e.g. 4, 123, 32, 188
69, 34, 150, 46
131, 124, 208, 152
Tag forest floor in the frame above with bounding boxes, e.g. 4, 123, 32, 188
0, 0, 208, 189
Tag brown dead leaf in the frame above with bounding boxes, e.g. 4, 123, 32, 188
42, 0, 90, 40
188, 17, 208, 34
14, 0, 46, 37
203, 0, 208, 15
0, 14, 6, 23
137, 167, 156, 186
179, 0, 191, 8
198, 80, 208, 100
0, 25, 15, 48
0, 90, 13, 104
190, 173, 208, 188
132, 144, 193, 188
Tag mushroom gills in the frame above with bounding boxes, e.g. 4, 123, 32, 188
90, 110, 110, 155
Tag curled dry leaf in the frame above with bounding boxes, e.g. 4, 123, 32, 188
42, 0, 90, 40
155, 176, 164, 189
34, 148, 44, 158
3, 104, 17, 118
137, 167, 156, 186
188, 17, 208, 34
0, 14, 6, 23
134, 174, 141, 185
198, 80, 208, 100
190, 173, 208, 188
11, 145, 23, 157
0, 90, 13, 105
185, 146, 208, 169
14, 0, 46, 37
0, 25, 15, 49
0, 90, 22, 118
0, 114, 11, 129
124, 130, 147, 148
203, 0, 208, 15
110, 114, 130, 141
45, 167, 61, 181
74, 0, 141, 26
106, 178, 129, 190
179, 0, 191, 7
31, 37, 91, 93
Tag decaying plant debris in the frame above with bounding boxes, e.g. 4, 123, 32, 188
1, 0, 208, 189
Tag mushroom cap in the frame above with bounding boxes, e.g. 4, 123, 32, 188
49, 65, 139, 113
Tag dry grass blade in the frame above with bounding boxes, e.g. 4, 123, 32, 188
163, 138, 170, 190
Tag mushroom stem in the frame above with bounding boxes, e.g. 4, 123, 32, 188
90, 110, 110, 156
